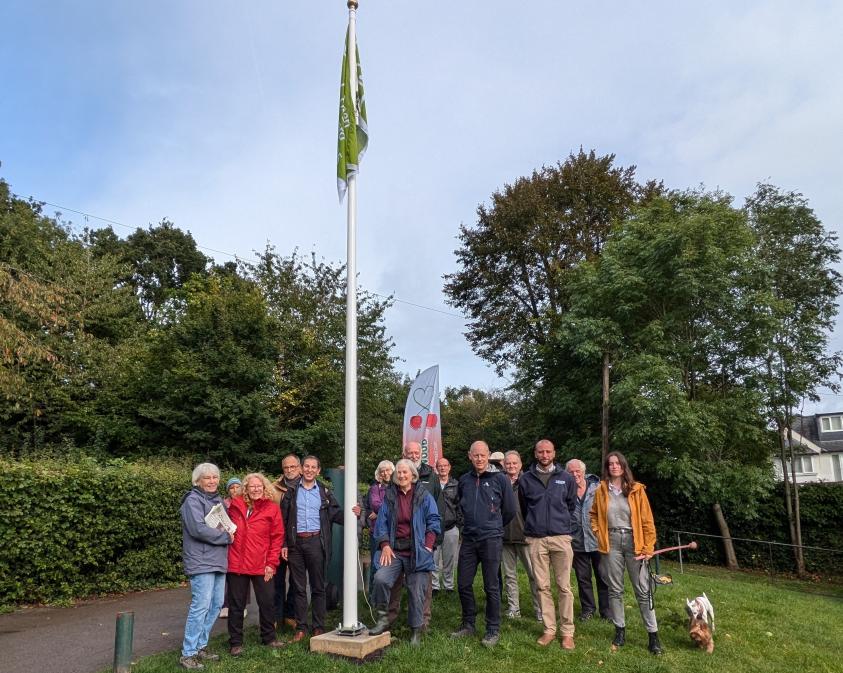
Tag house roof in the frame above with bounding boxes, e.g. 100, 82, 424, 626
790, 413, 843, 454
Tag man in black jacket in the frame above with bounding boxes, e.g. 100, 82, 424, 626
451, 440, 515, 648
519, 439, 578, 650
433, 457, 460, 593
280, 455, 343, 642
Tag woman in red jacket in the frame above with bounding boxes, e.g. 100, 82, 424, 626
226, 472, 285, 656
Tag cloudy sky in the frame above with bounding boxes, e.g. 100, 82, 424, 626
2, 1, 842, 411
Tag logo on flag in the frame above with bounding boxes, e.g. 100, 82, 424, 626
337, 26, 368, 202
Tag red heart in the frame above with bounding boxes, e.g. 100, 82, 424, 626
426, 414, 438, 427
410, 415, 422, 429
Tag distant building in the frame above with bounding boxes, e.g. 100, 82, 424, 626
773, 413, 843, 483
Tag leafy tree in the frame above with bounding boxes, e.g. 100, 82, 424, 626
131, 270, 281, 466
444, 149, 651, 374
549, 191, 779, 564
746, 183, 842, 575
242, 248, 399, 470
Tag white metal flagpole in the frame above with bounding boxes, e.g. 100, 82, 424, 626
342, 0, 361, 632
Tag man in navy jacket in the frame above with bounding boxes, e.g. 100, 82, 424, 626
518, 439, 578, 650
451, 440, 515, 648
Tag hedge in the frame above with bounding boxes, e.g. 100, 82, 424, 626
651, 481, 843, 577
0, 456, 192, 605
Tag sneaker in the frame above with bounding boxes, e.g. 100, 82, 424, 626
196, 648, 219, 661
481, 632, 500, 648
451, 624, 476, 638
535, 611, 543, 622
505, 609, 521, 618
179, 655, 204, 670
219, 607, 228, 618
578, 611, 594, 622
265, 639, 286, 648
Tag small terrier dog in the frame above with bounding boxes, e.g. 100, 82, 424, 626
686, 592, 715, 653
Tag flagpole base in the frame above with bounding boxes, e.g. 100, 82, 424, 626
310, 629, 390, 659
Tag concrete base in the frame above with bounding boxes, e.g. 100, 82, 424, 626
310, 629, 391, 658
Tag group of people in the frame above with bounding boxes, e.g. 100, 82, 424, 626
178, 440, 661, 669
178, 455, 346, 670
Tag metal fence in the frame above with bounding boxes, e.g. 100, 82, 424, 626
669, 529, 843, 598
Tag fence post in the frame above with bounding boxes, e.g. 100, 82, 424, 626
677, 532, 684, 574
768, 542, 775, 585
113, 611, 134, 673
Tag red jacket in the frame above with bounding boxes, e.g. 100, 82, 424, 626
227, 497, 284, 575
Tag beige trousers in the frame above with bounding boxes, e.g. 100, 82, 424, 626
527, 534, 575, 637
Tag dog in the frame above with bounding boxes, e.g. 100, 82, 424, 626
686, 593, 715, 653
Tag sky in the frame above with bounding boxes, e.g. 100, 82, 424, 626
2, 1, 843, 412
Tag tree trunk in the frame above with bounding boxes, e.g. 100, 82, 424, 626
777, 423, 798, 555
785, 419, 806, 577
601, 352, 610, 464
712, 501, 739, 570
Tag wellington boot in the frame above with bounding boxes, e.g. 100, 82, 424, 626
611, 626, 625, 651
368, 609, 391, 636
648, 630, 663, 655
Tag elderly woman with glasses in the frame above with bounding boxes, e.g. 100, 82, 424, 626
367, 458, 441, 646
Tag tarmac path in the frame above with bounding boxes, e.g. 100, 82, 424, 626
0, 586, 259, 673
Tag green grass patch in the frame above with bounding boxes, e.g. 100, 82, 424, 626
117, 561, 843, 673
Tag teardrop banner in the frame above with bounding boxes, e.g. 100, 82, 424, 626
402, 365, 442, 467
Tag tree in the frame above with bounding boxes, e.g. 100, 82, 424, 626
561, 190, 778, 566
444, 149, 647, 375
242, 248, 399, 470
746, 183, 842, 575
132, 270, 282, 467
108, 221, 210, 322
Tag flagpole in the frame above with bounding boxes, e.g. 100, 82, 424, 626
342, 0, 361, 633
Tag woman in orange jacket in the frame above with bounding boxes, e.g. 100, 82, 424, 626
590, 451, 662, 655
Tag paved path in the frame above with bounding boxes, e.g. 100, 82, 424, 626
0, 587, 259, 673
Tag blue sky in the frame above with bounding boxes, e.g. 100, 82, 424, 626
2, 1, 843, 411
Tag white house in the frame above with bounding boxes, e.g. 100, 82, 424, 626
773, 413, 843, 484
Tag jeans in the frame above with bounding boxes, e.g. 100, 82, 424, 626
372, 556, 430, 629
457, 536, 503, 634
604, 529, 658, 632
182, 572, 226, 657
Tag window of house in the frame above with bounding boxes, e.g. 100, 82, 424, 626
788, 455, 814, 474
820, 416, 843, 432
833, 454, 842, 482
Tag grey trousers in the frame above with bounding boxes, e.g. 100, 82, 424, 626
372, 556, 429, 629
432, 526, 460, 590
604, 529, 657, 632
501, 542, 541, 617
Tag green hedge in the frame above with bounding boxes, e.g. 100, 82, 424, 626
0, 456, 192, 605
651, 481, 843, 577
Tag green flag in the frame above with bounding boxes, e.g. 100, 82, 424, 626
337, 26, 368, 202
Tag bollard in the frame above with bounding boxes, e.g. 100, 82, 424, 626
113, 611, 134, 673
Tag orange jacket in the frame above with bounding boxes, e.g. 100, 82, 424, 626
589, 480, 656, 556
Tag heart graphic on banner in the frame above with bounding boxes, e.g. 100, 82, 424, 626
409, 415, 423, 429
412, 385, 434, 411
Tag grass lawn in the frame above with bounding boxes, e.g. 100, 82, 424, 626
117, 561, 843, 673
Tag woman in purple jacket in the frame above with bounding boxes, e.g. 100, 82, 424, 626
364, 461, 395, 595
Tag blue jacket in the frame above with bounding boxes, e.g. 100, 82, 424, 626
457, 469, 516, 541
570, 474, 600, 552
180, 487, 231, 576
372, 484, 441, 572
519, 463, 577, 538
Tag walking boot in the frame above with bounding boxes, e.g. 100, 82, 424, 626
368, 608, 391, 636
409, 627, 423, 646
611, 626, 625, 650
648, 630, 663, 655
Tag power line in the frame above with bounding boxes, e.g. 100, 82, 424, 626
10, 191, 467, 321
